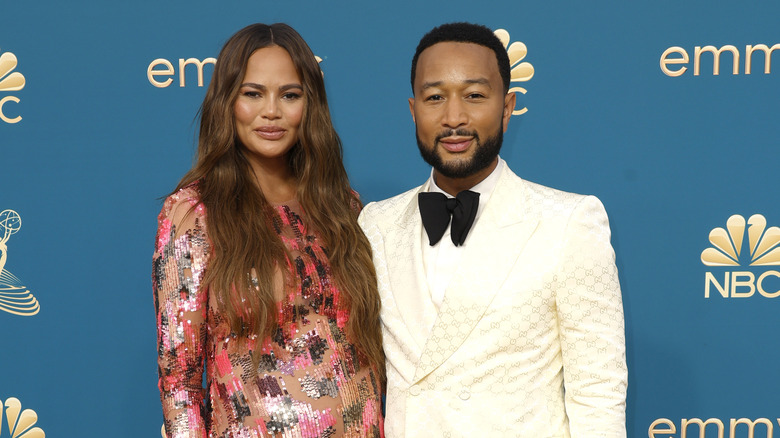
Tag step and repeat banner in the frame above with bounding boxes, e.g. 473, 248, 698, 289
1, 1, 778, 437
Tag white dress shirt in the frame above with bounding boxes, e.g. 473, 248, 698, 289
421, 158, 505, 311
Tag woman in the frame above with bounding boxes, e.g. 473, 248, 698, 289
153, 23, 384, 438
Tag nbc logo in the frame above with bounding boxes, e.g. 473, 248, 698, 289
494, 29, 534, 116
0, 48, 25, 124
0, 209, 40, 316
701, 214, 780, 298
0, 397, 45, 437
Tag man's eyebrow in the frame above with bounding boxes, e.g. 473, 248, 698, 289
420, 78, 491, 91
420, 81, 443, 91
464, 78, 491, 87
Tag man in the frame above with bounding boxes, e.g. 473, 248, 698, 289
358, 22, 627, 437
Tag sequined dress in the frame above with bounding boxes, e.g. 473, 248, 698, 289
154, 185, 384, 438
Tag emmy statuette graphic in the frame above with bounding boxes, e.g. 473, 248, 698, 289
0, 209, 39, 316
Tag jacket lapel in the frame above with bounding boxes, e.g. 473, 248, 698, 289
413, 168, 540, 382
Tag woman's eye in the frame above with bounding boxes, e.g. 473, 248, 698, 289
282, 92, 302, 100
242, 90, 260, 98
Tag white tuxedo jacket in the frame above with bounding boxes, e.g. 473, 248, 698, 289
358, 166, 627, 437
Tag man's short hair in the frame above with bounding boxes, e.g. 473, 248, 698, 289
411, 22, 511, 93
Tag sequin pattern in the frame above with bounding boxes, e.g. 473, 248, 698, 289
154, 185, 383, 438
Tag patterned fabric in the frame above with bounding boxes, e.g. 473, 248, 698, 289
154, 185, 383, 438
358, 166, 627, 438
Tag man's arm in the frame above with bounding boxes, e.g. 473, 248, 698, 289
555, 195, 627, 438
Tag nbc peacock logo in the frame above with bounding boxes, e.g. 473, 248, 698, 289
494, 29, 535, 116
0, 397, 45, 437
0, 209, 40, 316
0, 48, 25, 124
702, 214, 780, 298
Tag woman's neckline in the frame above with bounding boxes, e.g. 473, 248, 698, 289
271, 198, 299, 208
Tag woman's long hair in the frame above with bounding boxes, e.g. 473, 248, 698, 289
173, 23, 384, 382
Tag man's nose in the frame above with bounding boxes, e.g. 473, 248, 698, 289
441, 100, 468, 129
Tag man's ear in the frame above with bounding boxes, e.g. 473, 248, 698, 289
502, 92, 516, 132
408, 97, 416, 124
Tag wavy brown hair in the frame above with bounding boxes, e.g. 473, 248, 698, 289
173, 23, 384, 382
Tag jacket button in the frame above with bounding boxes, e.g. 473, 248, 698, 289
458, 390, 470, 400
409, 385, 421, 396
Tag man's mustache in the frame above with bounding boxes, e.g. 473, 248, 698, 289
435, 129, 479, 143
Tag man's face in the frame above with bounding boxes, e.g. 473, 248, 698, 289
410, 41, 515, 180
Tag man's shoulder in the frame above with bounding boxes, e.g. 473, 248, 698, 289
359, 184, 423, 226
502, 168, 594, 215
523, 179, 588, 204
516, 179, 609, 231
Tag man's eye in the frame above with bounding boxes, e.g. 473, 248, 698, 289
467, 93, 485, 99
425, 95, 443, 101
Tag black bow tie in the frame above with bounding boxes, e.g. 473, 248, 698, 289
418, 190, 480, 247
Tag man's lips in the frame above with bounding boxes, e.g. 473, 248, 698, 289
438, 136, 473, 152
254, 126, 286, 140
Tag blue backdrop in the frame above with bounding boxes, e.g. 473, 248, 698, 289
1, 1, 779, 437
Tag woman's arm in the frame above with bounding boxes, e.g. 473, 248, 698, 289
153, 192, 210, 438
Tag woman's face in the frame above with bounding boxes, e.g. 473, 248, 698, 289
234, 46, 304, 171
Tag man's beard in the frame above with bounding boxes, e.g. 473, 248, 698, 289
416, 127, 503, 179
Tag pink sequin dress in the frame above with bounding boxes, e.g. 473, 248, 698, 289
154, 185, 384, 438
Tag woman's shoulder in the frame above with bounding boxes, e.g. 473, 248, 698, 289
158, 182, 206, 233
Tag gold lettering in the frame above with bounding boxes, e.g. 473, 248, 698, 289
694, 45, 739, 76
681, 418, 724, 438
649, 418, 677, 438
0, 96, 21, 124
731, 271, 755, 297
705, 272, 729, 298
757, 271, 780, 298
508, 86, 528, 115
745, 44, 780, 74
147, 58, 175, 88
178, 57, 217, 87
661, 47, 690, 77
730, 417, 773, 438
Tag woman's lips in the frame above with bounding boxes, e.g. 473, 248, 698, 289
254, 126, 286, 140
439, 137, 473, 152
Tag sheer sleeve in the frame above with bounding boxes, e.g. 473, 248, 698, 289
153, 188, 210, 438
